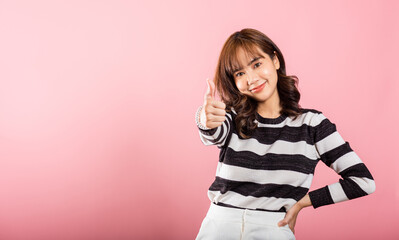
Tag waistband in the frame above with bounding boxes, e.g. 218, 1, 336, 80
215, 202, 287, 213
206, 203, 287, 226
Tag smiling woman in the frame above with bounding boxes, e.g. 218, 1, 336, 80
233, 47, 280, 116
213, 29, 302, 139
194, 28, 375, 240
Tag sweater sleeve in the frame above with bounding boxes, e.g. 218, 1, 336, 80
308, 112, 376, 209
195, 105, 234, 148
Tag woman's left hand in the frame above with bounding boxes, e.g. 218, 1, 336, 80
277, 204, 301, 234
277, 194, 312, 234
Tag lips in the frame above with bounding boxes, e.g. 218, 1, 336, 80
250, 82, 266, 92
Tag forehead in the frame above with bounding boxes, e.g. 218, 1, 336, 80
228, 45, 266, 73
236, 46, 263, 61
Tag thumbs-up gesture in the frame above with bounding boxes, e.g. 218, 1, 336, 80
199, 78, 227, 129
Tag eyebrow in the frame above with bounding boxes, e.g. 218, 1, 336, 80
233, 56, 264, 73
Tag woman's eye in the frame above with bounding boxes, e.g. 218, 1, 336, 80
254, 62, 261, 68
235, 72, 244, 77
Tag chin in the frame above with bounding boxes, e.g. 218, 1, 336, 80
255, 92, 272, 100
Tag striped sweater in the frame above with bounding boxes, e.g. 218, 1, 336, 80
196, 107, 375, 212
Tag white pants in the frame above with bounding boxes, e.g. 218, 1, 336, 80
196, 203, 296, 240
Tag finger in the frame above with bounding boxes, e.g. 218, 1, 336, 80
210, 107, 226, 117
277, 220, 288, 227
212, 100, 226, 110
289, 224, 295, 234
208, 78, 216, 98
205, 78, 215, 100
202, 105, 225, 119
206, 113, 226, 123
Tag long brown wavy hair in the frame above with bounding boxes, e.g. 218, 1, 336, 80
214, 28, 302, 139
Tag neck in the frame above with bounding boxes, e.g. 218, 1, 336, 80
257, 91, 282, 118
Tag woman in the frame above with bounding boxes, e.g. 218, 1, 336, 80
194, 28, 375, 240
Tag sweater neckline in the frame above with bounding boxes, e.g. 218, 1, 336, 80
255, 111, 288, 124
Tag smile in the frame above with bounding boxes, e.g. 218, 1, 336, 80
250, 82, 266, 93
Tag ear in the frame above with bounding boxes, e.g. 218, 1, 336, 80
273, 51, 280, 70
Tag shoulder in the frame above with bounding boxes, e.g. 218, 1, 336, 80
299, 107, 323, 115
297, 108, 329, 126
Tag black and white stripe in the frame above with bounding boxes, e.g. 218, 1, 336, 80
196, 107, 375, 211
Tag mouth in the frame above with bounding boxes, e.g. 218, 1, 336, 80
250, 82, 267, 93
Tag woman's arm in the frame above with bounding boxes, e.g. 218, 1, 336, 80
308, 112, 376, 208
277, 194, 312, 234
195, 78, 234, 148
195, 105, 234, 148
278, 112, 376, 233
297, 194, 312, 209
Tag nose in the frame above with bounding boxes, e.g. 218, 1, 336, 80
246, 70, 258, 85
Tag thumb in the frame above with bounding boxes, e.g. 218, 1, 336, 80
277, 220, 288, 227
205, 78, 215, 100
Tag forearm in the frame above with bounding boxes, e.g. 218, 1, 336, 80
296, 194, 313, 210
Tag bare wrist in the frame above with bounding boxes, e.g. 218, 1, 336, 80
297, 194, 312, 209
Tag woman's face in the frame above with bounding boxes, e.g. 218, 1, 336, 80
233, 46, 280, 104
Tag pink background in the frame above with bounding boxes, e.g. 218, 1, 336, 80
0, 0, 398, 239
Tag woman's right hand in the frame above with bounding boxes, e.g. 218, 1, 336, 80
200, 78, 227, 129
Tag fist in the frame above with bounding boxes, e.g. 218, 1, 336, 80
200, 78, 227, 129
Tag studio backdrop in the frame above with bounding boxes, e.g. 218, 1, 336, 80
0, 0, 398, 239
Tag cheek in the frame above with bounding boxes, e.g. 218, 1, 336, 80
235, 80, 247, 92
259, 67, 272, 77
